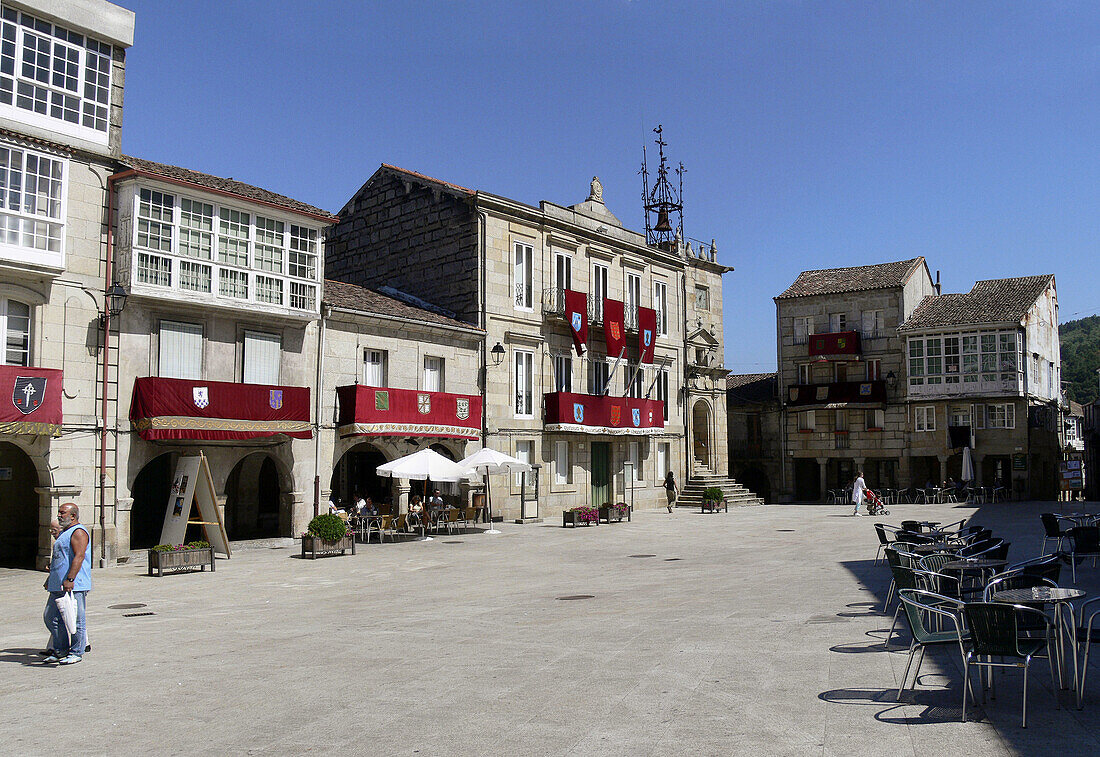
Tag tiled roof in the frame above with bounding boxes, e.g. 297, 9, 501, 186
322, 279, 481, 331
776, 257, 924, 299
380, 164, 476, 197
898, 275, 1053, 332
725, 372, 779, 403
119, 156, 338, 220
1070, 400, 1085, 418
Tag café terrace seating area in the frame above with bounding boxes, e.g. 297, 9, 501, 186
338, 503, 491, 542
873, 511, 1100, 727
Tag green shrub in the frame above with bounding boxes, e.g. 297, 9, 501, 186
703, 487, 724, 502
307, 514, 348, 542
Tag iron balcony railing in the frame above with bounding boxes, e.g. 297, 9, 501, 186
542, 287, 566, 316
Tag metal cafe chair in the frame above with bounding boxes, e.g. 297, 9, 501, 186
896, 589, 970, 702
1066, 526, 1100, 583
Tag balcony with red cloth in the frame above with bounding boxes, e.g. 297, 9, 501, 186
544, 392, 664, 435
336, 385, 481, 440
786, 380, 887, 409
807, 331, 862, 358
0, 365, 62, 436
129, 377, 311, 442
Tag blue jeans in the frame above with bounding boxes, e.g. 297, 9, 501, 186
45, 590, 87, 657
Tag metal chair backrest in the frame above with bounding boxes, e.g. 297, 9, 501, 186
958, 538, 1001, 557
901, 520, 922, 532
1070, 526, 1100, 554
919, 553, 955, 574
874, 523, 893, 546
964, 603, 1027, 657
1041, 513, 1064, 538
988, 541, 1010, 561
1022, 559, 1061, 583
889, 564, 921, 593
897, 531, 933, 545
898, 589, 964, 644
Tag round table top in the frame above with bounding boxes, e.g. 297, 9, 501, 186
910, 542, 955, 553
942, 558, 1008, 571
993, 587, 1085, 604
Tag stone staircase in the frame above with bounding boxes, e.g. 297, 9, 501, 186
679, 473, 765, 509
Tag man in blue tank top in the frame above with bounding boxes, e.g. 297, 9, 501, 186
44, 503, 91, 665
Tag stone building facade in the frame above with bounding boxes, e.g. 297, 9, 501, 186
326, 166, 732, 519
0, 0, 134, 569
725, 372, 781, 503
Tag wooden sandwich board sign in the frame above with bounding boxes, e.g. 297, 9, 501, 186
158, 452, 231, 558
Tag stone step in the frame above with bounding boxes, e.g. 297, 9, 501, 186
677, 476, 765, 507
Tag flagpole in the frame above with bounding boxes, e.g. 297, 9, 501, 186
603, 347, 626, 395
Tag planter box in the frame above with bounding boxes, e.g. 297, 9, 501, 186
562, 510, 598, 528
598, 504, 632, 524
301, 534, 356, 559
700, 500, 728, 513
148, 547, 215, 577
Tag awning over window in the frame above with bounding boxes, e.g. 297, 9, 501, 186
130, 377, 311, 441
808, 331, 862, 357
336, 385, 481, 440
544, 392, 664, 435
787, 380, 886, 408
0, 365, 62, 436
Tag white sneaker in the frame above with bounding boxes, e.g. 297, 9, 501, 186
42, 654, 59, 664
58, 654, 82, 665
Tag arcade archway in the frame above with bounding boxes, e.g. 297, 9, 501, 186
0, 441, 40, 568
330, 442, 391, 510
224, 453, 283, 540
129, 452, 177, 550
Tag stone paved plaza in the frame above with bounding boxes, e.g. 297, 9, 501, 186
4, 501, 1100, 756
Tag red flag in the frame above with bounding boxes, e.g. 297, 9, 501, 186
637, 306, 657, 364
564, 289, 588, 356
603, 298, 626, 356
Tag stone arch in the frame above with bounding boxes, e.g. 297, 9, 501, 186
128, 451, 178, 550
224, 451, 290, 540
0, 439, 49, 568
330, 440, 394, 511
691, 399, 713, 471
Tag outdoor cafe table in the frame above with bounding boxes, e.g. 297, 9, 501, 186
910, 542, 956, 555
942, 558, 1008, 597
993, 586, 1086, 692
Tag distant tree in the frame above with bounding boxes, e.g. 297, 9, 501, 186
1060, 315, 1100, 405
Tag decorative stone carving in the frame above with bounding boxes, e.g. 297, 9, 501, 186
588, 176, 603, 203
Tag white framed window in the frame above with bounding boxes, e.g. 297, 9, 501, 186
974, 403, 986, 429
513, 240, 533, 309
588, 357, 609, 396
861, 309, 884, 336
423, 355, 444, 392
829, 312, 846, 332
0, 144, 64, 258
866, 359, 881, 381
915, 405, 936, 432
793, 316, 812, 342
655, 366, 669, 421
514, 349, 533, 417
0, 6, 113, 140
695, 285, 709, 311
179, 199, 214, 260
798, 410, 815, 431
798, 364, 811, 385
179, 260, 212, 294
835, 409, 848, 432
1, 297, 30, 365
514, 440, 534, 485
219, 267, 248, 299
624, 363, 643, 398
592, 262, 608, 321
363, 349, 387, 387
243, 330, 280, 385
626, 272, 640, 325
159, 320, 202, 379
627, 441, 643, 483
553, 354, 572, 393
289, 281, 316, 311
554, 440, 571, 485
987, 403, 1015, 429
869, 409, 885, 430
136, 251, 171, 287
653, 280, 668, 336
554, 251, 571, 292
254, 274, 281, 304
949, 405, 971, 427
657, 442, 670, 480
835, 362, 849, 383
254, 216, 284, 272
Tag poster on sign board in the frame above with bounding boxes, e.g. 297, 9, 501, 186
159, 452, 231, 557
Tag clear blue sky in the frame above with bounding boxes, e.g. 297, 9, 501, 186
118, 1, 1100, 373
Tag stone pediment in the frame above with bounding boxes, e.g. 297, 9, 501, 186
687, 327, 719, 348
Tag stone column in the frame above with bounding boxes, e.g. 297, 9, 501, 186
396, 479, 410, 514
971, 453, 984, 486
817, 457, 828, 501
938, 455, 949, 485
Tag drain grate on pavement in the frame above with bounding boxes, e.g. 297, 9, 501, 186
443, 541, 464, 544
776, 529, 795, 532
556, 595, 595, 601
108, 603, 147, 610
629, 554, 656, 558
123, 611, 156, 618
664, 558, 682, 561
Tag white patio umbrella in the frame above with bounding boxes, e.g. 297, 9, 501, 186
375, 449, 475, 541
961, 446, 975, 483
458, 447, 532, 534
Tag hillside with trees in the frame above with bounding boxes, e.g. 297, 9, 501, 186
1061, 315, 1100, 405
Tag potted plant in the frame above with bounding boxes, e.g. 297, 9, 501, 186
702, 487, 726, 513
148, 540, 215, 577
301, 514, 356, 559
563, 505, 599, 528
598, 501, 631, 523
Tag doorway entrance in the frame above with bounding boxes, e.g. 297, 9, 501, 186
591, 442, 610, 506
129, 452, 177, 550
692, 400, 711, 470
330, 443, 390, 511
225, 453, 282, 540
0, 442, 40, 568
794, 458, 820, 502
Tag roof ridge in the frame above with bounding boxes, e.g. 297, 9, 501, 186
379, 163, 476, 196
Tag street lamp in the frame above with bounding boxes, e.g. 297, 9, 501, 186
886, 371, 897, 389
490, 342, 505, 366
99, 282, 128, 326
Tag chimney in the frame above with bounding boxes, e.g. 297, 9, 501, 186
935, 270, 941, 295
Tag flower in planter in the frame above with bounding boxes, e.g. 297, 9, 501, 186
151, 540, 210, 553
570, 506, 598, 523
306, 513, 350, 542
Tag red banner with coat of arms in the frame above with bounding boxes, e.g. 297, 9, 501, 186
0, 365, 62, 436
129, 377, 311, 441
564, 289, 588, 356
543, 392, 664, 435
637, 306, 657, 364
336, 385, 481, 440
808, 331, 861, 357
603, 298, 626, 357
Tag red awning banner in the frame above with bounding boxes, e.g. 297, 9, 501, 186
564, 289, 588, 356
0, 365, 62, 436
544, 392, 664, 435
786, 380, 886, 408
336, 385, 481, 440
808, 331, 862, 357
603, 298, 626, 356
130, 377, 312, 441
637, 306, 657, 364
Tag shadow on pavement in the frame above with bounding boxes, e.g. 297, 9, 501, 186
0, 647, 47, 666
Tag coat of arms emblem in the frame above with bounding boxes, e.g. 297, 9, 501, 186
571, 312, 582, 332
12, 376, 45, 415
859, 383, 872, 396
417, 393, 431, 414
610, 405, 622, 426
269, 389, 283, 410
573, 402, 584, 424
375, 390, 389, 411
837, 337, 847, 350
643, 329, 652, 347
456, 398, 470, 420
193, 386, 209, 409
631, 408, 641, 427
609, 322, 621, 341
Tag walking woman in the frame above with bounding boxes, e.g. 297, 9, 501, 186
664, 471, 678, 513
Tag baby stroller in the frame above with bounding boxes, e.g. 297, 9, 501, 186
865, 489, 889, 516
